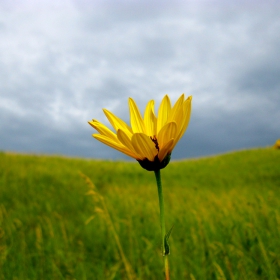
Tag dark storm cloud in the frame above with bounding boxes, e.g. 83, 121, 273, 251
0, 0, 279, 160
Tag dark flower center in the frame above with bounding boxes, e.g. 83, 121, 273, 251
137, 153, 171, 171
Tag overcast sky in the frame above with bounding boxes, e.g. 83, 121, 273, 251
0, 0, 279, 161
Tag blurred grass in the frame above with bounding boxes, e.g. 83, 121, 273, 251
0, 148, 279, 279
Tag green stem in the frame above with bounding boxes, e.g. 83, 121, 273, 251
154, 169, 170, 280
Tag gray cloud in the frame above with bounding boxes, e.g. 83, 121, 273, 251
0, 0, 279, 160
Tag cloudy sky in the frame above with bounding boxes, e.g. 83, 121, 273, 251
1, 0, 279, 161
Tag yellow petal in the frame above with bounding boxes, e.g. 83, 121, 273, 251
129, 98, 146, 133
173, 96, 192, 148
144, 100, 157, 137
117, 129, 144, 159
88, 120, 118, 141
157, 122, 177, 149
103, 109, 133, 137
131, 133, 158, 161
168, 94, 184, 123
157, 95, 171, 134
158, 138, 174, 162
93, 134, 140, 159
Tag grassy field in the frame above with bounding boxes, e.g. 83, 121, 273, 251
0, 148, 279, 280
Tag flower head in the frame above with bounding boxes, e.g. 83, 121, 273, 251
89, 94, 192, 171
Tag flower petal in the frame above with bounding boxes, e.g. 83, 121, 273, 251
88, 120, 118, 141
157, 122, 177, 149
93, 134, 140, 159
144, 100, 157, 137
131, 133, 158, 161
172, 96, 192, 148
103, 109, 133, 137
158, 138, 174, 162
117, 129, 144, 159
129, 98, 146, 133
168, 94, 184, 123
157, 95, 171, 134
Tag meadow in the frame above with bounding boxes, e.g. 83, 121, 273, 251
0, 148, 279, 280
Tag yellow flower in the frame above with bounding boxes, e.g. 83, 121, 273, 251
88, 94, 192, 171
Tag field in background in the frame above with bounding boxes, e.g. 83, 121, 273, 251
0, 148, 279, 280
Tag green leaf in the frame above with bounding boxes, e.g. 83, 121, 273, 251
164, 225, 174, 255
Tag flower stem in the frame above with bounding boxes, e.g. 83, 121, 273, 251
154, 169, 170, 280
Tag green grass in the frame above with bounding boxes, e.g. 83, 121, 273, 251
0, 148, 279, 280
